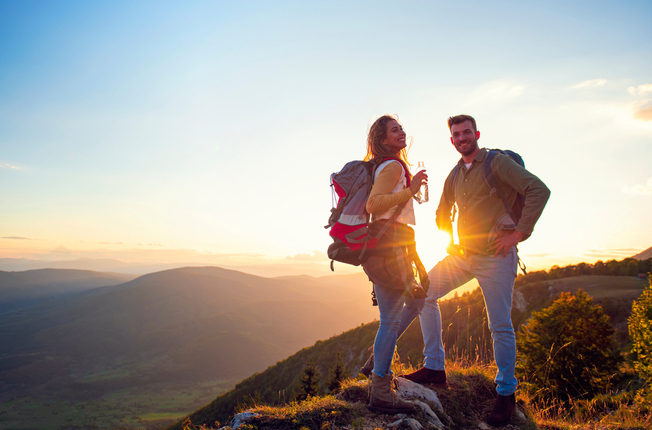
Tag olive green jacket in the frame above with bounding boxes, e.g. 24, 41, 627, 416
435, 148, 551, 255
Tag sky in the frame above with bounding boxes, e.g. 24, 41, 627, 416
1, 0, 651, 275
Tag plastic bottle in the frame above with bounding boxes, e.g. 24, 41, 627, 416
415, 161, 428, 204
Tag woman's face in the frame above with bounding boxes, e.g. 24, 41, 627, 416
381, 120, 406, 154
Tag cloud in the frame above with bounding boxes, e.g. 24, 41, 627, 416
99, 242, 124, 245
633, 101, 652, 121
51, 246, 73, 255
524, 253, 553, 258
286, 250, 328, 261
483, 82, 525, 100
584, 247, 643, 258
622, 177, 652, 195
628, 84, 652, 96
2, 236, 32, 240
0, 163, 20, 170
627, 84, 652, 121
571, 79, 607, 89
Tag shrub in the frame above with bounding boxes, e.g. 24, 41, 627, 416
516, 289, 622, 403
628, 276, 652, 407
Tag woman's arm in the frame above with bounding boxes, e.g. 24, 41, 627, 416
366, 161, 414, 214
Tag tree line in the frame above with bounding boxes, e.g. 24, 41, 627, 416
516, 256, 651, 286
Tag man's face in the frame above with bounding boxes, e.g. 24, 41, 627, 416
450, 120, 480, 157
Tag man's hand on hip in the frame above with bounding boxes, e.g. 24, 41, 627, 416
490, 230, 525, 257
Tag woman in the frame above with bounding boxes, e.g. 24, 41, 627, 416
363, 114, 428, 414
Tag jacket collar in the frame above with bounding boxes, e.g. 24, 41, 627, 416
457, 147, 487, 169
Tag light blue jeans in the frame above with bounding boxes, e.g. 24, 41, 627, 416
372, 284, 424, 377
420, 247, 518, 396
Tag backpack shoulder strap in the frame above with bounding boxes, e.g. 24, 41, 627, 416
447, 165, 460, 204
372, 157, 411, 186
484, 149, 518, 223
358, 158, 409, 260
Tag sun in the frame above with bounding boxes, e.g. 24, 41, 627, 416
414, 228, 452, 270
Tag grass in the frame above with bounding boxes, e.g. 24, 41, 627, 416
181, 353, 650, 430
517, 384, 652, 430
181, 395, 358, 430
546, 276, 646, 301
180, 355, 538, 430
245, 396, 355, 429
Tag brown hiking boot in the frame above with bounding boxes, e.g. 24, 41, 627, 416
360, 352, 374, 377
400, 367, 447, 384
368, 372, 415, 414
486, 393, 515, 427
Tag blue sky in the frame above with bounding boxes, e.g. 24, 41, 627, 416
1, 0, 651, 273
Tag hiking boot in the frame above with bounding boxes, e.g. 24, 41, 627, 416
486, 393, 515, 427
360, 352, 374, 377
400, 367, 447, 384
368, 372, 415, 414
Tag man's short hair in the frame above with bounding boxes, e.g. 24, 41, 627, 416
448, 115, 477, 132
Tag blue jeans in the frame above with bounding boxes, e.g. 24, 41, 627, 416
420, 247, 518, 396
372, 284, 424, 377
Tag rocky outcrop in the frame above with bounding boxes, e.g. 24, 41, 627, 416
223, 378, 449, 430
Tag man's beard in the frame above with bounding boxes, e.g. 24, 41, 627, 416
455, 138, 478, 156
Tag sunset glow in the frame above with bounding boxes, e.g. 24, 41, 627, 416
1, 1, 651, 275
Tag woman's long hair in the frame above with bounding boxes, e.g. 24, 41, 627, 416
363, 115, 411, 167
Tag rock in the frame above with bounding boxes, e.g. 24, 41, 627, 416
405, 418, 425, 430
388, 417, 424, 430
413, 400, 445, 430
512, 290, 527, 312
477, 422, 490, 429
229, 411, 260, 430
514, 407, 527, 421
396, 378, 445, 414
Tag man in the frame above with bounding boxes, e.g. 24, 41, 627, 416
401, 115, 550, 426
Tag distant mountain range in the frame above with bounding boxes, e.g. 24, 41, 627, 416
0, 266, 377, 404
632, 245, 652, 261
0, 257, 358, 277
2, 246, 650, 279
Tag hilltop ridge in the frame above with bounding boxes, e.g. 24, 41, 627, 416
167, 274, 648, 430
632, 245, 652, 261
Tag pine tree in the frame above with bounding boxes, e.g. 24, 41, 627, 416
297, 358, 321, 401
327, 351, 346, 393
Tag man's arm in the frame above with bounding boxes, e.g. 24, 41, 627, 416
491, 155, 551, 257
436, 169, 457, 251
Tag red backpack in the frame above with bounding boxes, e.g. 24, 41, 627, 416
324, 157, 410, 271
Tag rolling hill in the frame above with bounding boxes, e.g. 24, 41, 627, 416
0, 266, 378, 405
0, 268, 136, 314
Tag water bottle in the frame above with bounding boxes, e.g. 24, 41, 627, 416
414, 161, 428, 204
